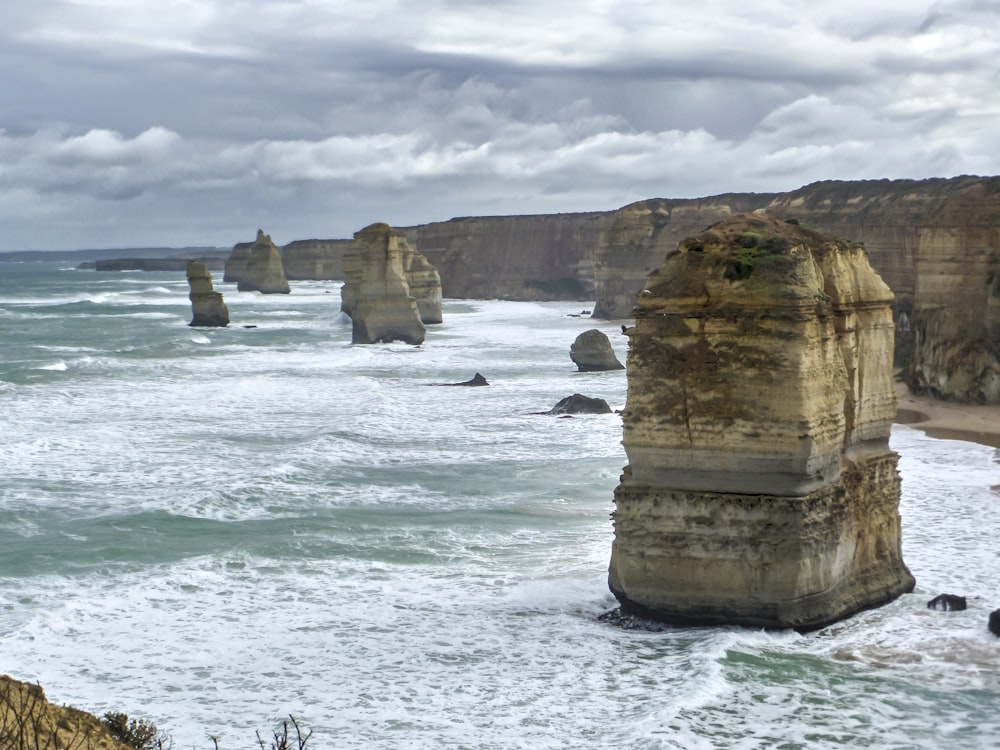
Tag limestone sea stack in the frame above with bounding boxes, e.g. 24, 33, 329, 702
341, 223, 428, 345
608, 214, 915, 630
570, 329, 624, 371
187, 261, 229, 327
232, 230, 290, 294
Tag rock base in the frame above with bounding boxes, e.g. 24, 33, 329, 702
609, 454, 915, 630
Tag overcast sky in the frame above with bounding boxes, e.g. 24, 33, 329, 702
2, 0, 998, 250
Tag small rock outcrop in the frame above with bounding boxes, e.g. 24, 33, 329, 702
434, 373, 490, 386
570, 329, 624, 371
608, 214, 914, 630
186, 261, 229, 327
228, 230, 290, 294
544, 394, 612, 415
927, 594, 968, 611
341, 223, 428, 345
989, 609, 1000, 636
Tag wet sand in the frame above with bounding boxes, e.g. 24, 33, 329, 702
894, 381, 1000, 449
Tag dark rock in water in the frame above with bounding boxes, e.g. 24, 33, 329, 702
570, 329, 624, 372
432, 373, 490, 386
927, 594, 967, 611
989, 609, 1000, 636
597, 608, 674, 632
543, 394, 612, 415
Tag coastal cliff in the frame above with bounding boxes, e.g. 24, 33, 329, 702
281, 239, 352, 280
408, 212, 613, 300
608, 214, 914, 629
590, 177, 1000, 403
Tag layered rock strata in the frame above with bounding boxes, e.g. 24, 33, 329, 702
341, 223, 428, 345
226, 230, 290, 294
281, 239, 351, 280
570, 329, 624, 371
186, 261, 230, 327
608, 214, 914, 630
408, 212, 612, 301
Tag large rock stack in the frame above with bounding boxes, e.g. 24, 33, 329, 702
226, 230, 290, 294
341, 223, 435, 345
186, 261, 229, 327
608, 214, 914, 630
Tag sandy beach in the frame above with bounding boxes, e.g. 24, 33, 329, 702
894, 381, 1000, 449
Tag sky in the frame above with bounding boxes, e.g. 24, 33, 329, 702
2, 0, 999, 251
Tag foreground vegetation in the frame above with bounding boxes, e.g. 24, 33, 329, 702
0, 675, 310, 750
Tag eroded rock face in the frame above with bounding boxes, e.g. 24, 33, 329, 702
570, 329, 624, 371
281, 239, 351, 280
411, 212, 611, 301
592, 177, 1000, 404
608, 214, 914, 630
187, 260, 229, 327
230, 230, 290, 294
342, 223, 427, 345
403, 248, 444, 325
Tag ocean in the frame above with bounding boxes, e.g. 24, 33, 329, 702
1, 261, 998, 749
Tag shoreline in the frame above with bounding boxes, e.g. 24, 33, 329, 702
894, 381, 1000, 449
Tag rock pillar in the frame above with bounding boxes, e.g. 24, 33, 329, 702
608, 214, 914, 630
231, 230, 290, 294
187, 260, 229, 327
341, 223, 428, 345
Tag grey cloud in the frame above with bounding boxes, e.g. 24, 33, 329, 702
0, 1, 998, 250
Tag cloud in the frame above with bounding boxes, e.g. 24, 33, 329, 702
0, 1, 999, 249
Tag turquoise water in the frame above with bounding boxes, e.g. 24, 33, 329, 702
1, 262, 998, 748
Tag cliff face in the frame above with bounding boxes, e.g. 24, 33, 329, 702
608, 214, 913, 629
592, 177, 1000, 403
341, 223, 429, 345
902, 182, 1000, 403
592, 195, 774, 319
281, 239, 352, 280
410, 212, 613, 301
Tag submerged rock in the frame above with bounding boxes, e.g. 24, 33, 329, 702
927, 594, 967, 611
435, 373, 490, 386
187, 261, 229, 327
543, 394, 612, 415
570, 329, 624, 371
609, 213, 915, 630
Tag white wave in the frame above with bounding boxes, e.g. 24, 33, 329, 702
36, 360, 67, 371
189, 334, 211, 344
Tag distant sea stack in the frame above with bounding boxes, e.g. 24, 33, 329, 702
187, 261, 229, 327
225, 230, 290, 294
341, 223, 431, 345
608, 214, 914, 630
